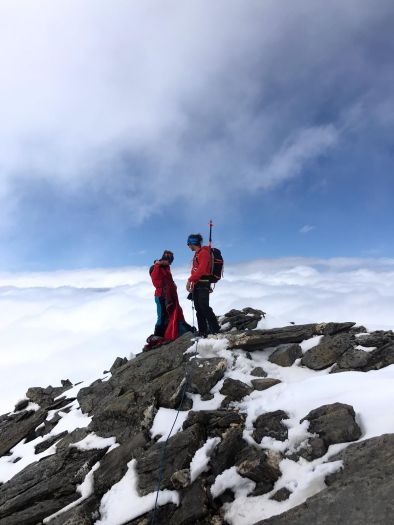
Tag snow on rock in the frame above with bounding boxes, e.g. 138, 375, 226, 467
95, 459, 179, 525
150, 408, 189, 442
43, 462, 100, 523
190, 437, 221, 482
70, 433, 117, 451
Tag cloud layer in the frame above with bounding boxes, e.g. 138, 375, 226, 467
1, 0, 394, 230
1, 257, 394, 414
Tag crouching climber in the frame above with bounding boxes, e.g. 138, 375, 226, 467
145, 250, 193, 350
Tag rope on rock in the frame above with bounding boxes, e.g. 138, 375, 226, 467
150, 296, 200, 525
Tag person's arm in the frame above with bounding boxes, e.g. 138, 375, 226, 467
188, 249, 212, 283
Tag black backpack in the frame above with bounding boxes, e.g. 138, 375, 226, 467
210, 247, 224, 283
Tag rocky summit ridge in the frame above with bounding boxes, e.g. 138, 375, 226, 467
0, 308, 394, 525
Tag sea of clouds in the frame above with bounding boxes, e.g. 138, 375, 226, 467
1, 257, 393, 415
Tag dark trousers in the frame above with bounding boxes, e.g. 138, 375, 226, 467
193, 284, 220, 336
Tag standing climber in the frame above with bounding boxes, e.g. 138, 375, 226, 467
186, 234, 220, 337
148, 250, 192, 348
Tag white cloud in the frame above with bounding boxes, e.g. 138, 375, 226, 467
299, 225, 316, 234
1, 257, 394, 415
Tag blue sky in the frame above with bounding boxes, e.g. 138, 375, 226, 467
0, 0, 393, 271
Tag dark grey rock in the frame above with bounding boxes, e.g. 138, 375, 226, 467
209, 427, 245, 477
228, 324, 318, 351
253, 411, 289, 443
136, 424, 204, 495
356, 330, 394, 348
110, 356, 128, 373
302, 333, 354, 370
93, 432, 147, 497
26, 382, 73, 408
251, 378, 281, 391
0, 408, 48, 456
255, 434, 394, 525
170, 479, 209, 524
14, 399, 29, 412
362, 342, 394, 371
287, 437, 328, 462
268, 344, 302, 367
34, 431, 68, 454
250, 367, 267, 377
270, 487, 292, 502
219, 378, 252, 401
237, 447, 281, 495
183, 410, 245, 435
189, 358, 227, 396
333, 348, 371, 371
220, 308, 266, 332
46, 494, 99, 525
0, 447, 106, 525
301, 403, 361, 446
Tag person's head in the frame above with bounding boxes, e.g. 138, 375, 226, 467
161, 250, 174, 265
187, 233, 203, 252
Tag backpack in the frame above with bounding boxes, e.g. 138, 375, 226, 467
210, 247, 224, 283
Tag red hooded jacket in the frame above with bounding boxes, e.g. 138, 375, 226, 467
150, 262, 186, 340
188, 246, 212, 284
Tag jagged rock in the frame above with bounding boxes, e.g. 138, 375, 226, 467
93, 432, 147, 498
331, 347, 371, 372
251, 378, 281, 391
301, 403, 361, 446
136, 423, 204, 495
170, 469, 190, 489
302, 333, 354, 370
183, 410, 245, 435
220, 308, 265, 332
268, 344, 302, 367
0, 408, 48, 456
110, 356, 128, 373
209, 427, 245, 477
26, 383, 73, 408
349, 325, 367, 334
356, 330, 394, 348
46, 495, 99, 525
250, 367, 267, 377
14, 399, 29, 412
189, 358, 227, 396
316, 322, 356, 336
287, 436, 328, 462
0, 447, 107, 525
171, 479, 209, 524
362, 342, 394, 371
220, 378, 253, 402
228, 323, 355, 352
253, 411, 289, 443
270, 487, 292, 502
34, 431, 68, 454
237, 447, 281, 495
228, 324, 318, 351
255, 434, 394, 525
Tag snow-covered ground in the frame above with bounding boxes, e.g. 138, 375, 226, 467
1, 257, 394, 415
1, 256, 394, 523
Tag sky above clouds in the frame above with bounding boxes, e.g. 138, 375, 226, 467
0, 0, 394, 269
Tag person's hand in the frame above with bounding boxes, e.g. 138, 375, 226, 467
159, 259, 169, 266
186, 280, 194, 292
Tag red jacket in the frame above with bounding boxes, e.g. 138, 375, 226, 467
188, 246, 212, 284
150, 263, 173, 297
150, 262, 186, 340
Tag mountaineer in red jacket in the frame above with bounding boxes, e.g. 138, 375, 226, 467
149, 250, 192, 343
186, 234, 220, 337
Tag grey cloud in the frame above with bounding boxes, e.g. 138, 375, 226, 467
0, 0, 393, 226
